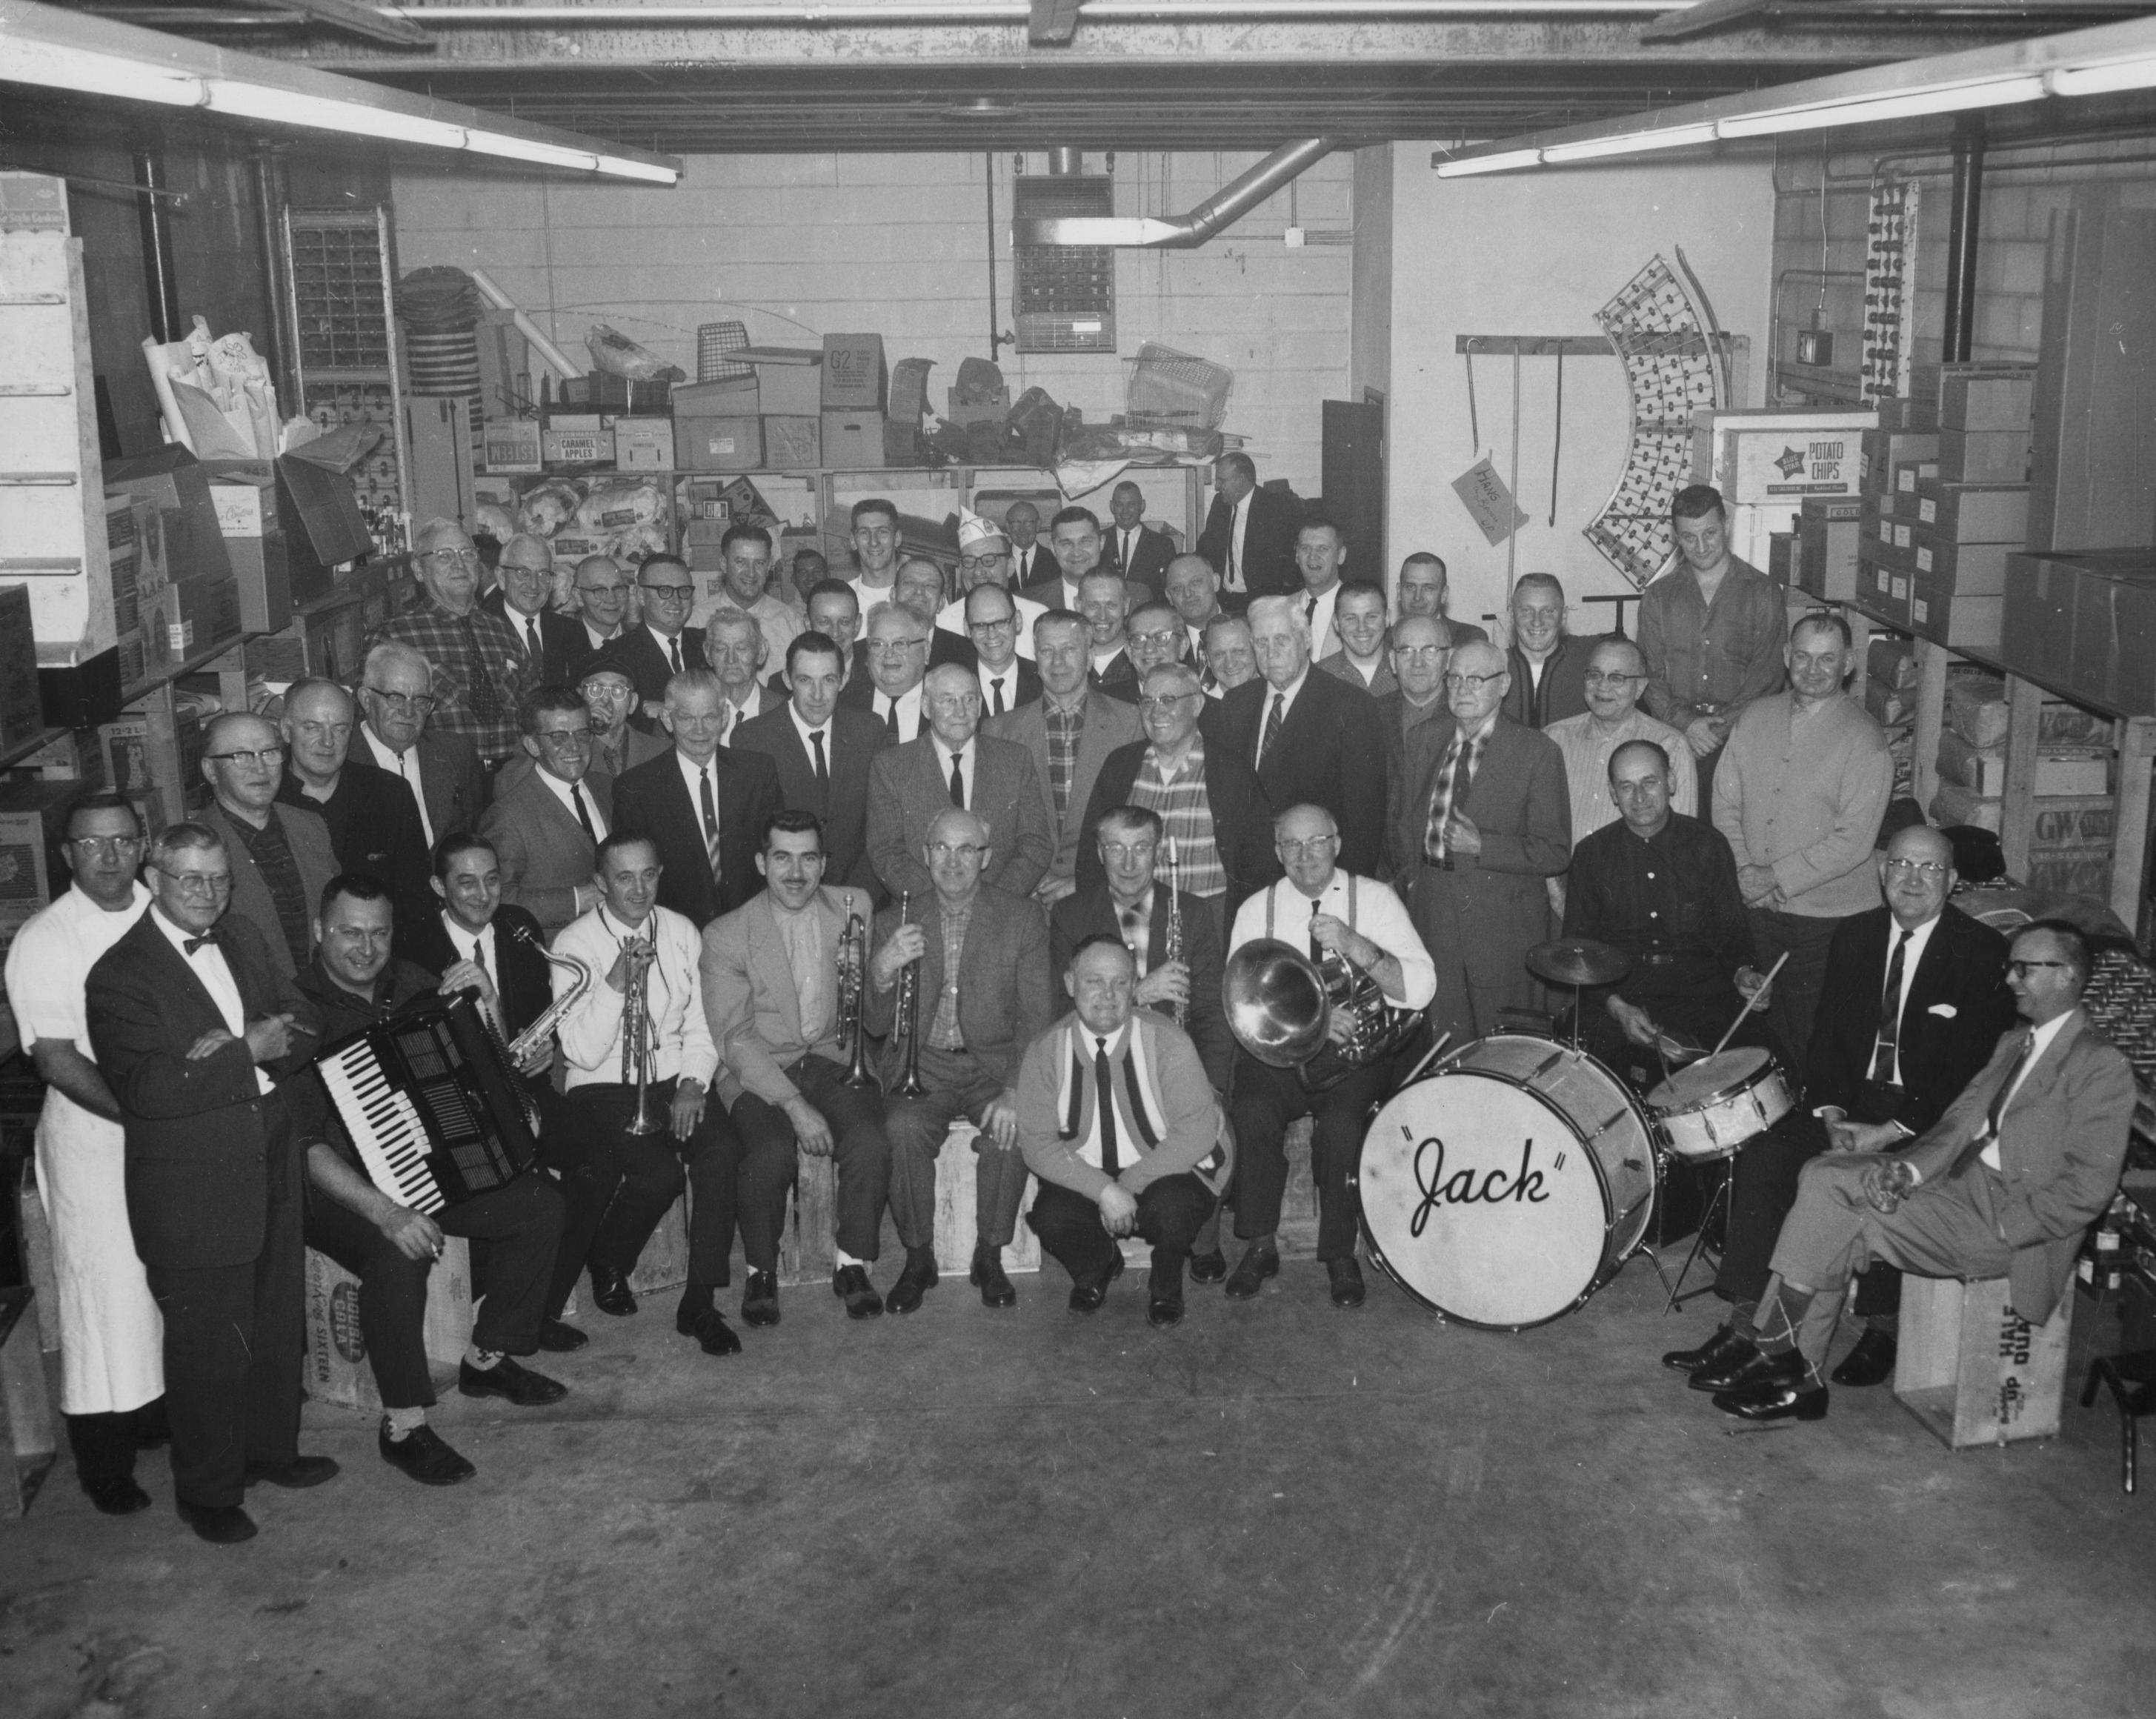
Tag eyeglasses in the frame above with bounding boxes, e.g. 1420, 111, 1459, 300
867, 638, 928, 656
1883, 858, 1950, 878
1099, 842, 1157, 862
365, 688, 436, 714
1393, 645, 1448, 660
1585, 671, 1646, 686
205, 745, 285, 769
640, 583, 696, 602
500, 562, 551, 581
1276, 835, 1340, 858
1129, 630, 1182, 648
959, 555, 1008, 573
926, 842, 987, 861
537, 727, 596, 748
578, 582, 631, 598
968, 617, 1018, 635
68, 835, 143, 857
1138, 694, 1200, 712
926, 694, 981, 713
1443, 671, 1505, 691
422, 548, 482, 567
2008, 959, 2072, 977
154, 865, 233, 895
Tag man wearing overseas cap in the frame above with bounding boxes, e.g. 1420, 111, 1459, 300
939, 508, 1048, 661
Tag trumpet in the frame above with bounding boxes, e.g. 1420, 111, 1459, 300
619, 931, 667, 1136
1163, 837, 1186, 1030
838, 908, 879, 1090
891, 890, 928, 1100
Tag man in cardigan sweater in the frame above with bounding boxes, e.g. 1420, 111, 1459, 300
1711, 611, 1893, 1061
1018, 936, 1228, 1327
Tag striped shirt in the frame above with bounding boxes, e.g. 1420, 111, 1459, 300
1544, 708, 1697, 842
1131, 739, 1226, 898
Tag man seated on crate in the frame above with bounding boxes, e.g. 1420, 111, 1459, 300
1696, 919, 2134, 1425
291, 874, 569, 1488
700, 810, 891, 1325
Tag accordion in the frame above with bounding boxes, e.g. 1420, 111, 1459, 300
315, 991, 539, 1215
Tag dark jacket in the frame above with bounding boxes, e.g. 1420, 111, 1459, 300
482, 587, 597, 691
618, 624, 708, 727
399, 902, 556, 1042
610, 746, 785, 928
728, 702, 890, 900
345, 724, 490, 846
1203, 668, 1387, 878
1076, 738, 1280, 919
1501, 631, 1597, 731
197, 799, 339, 980
1197, 485, 1302, 601
276, 762, 432, 954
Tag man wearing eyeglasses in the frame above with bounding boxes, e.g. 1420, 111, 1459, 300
1125, 598, 1191, 684
478, 687, 616, 935
1395, 639, 1571, 1048
482, 533, 588, 692
1698, 920, 2132, 1426
4, 794, 162, 1517
846, 603, 934, 740
936, 510, 1045, 667
375, 517, 525, 765
84, 823, 332, 1544
1498, 573, 1592, 731
619, 555, 708, 727
1543, 636, 1697, 844
1669, 822, 2016, 1401
862, 807, 1056, 1314
689, 522, 799, 674
570, 553, 631, 662
1223, 803, 1437, 1307
1316, 579, 1396, 697
198, 712, 338, 981
866, 664, 1054, 902
351, 642, 490, 845
962, 585, 1042, 715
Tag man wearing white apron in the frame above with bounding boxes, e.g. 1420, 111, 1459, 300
2, 793, 163, 1514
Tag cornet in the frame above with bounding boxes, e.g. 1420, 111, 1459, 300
891, 891, 928, 1100
837, 908, 879, 1091
619, 931, 667, 1136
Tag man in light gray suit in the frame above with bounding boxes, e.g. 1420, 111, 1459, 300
196, 711, 337, 980
478, 687, 616, 935
985, 608, 1142, 908
866, 664, 1054, 903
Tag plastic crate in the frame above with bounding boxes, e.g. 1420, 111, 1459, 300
1125, 342, 1234, 431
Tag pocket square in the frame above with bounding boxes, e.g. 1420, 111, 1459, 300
1928, 1003, 1958, 1018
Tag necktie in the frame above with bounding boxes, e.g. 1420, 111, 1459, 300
809, 728, 830, 791
699, 766, 722, 881
1226, 503, 1243, 591
989, 676, 1006, 716
182, 931, 221, 957
524, 616, 544, 682
472, 936, 488, 975
668, 634, 684, 676
1122, 531, 1135, 572
1305, 591, 1320, 628
948, 749, 965, 808
1870, 928, 1914, 1085
884, 697, 900, 740
457, 615, 503, 725
1259, 692, 1285, 768
570, 781, 597, 842
1954, 1034, 2037, 1177
1095, 1036, 1120, 1176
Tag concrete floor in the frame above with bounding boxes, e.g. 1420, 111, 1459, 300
4, 1254, 2152, 1719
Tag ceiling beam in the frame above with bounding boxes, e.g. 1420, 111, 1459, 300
1637, 0, 1776, 42
1029, 0, 1085, 43
250, 0, 432, 47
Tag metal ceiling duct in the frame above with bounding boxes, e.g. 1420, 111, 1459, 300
1011, 136, 1339, 247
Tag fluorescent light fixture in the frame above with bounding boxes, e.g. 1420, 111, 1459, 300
462, 133, 600, 171
1716, 76, 2046, 139
2048, 54, 2156, 96
1543, 122, 1718, 162
207, 82, 471, 149
594, 155, 681, 185
1434, 147, 1544, 179
6, 39, 202, 106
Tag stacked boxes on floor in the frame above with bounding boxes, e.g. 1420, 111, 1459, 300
1862, 634, 1920, 800
1904, 365, 2034, 650
1929, 674, 2116, 894
1690, 406, 1875, 576
1857, 399, 1937, 629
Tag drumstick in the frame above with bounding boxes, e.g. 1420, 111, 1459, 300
1709, 951, 1790, 1060
1400, 1032, 1454, 1087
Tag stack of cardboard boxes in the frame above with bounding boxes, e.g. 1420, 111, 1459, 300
1929, 675, 2116, 895
1690, 405, 1875, 579
673, 333, 894, 473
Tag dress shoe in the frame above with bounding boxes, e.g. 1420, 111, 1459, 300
1714, 1380, 1829, 1422
971, 1245, 1018, 1309
379, 1424, 476, 1487
244, 1454, 339, 1489
1830, 1327, 1898, 1388
742, 1270, 781, 1328
176, 1499, 256, 1545
885, 1246, 939, 1316
84, 1475, 152, 1516
832, 1265, 885, 1320
682, 1306, 742, 1357
459, 1356, 569, 1406
1148, 1260, 1186, 1329
1663, 1324, 1749, 1375
1327, 1256, 1367, 1309
1069, 1248, 1126, 1314
589, 1264, 638, 1317
1689, 1344, 1800, 1396
1189, 1249, 1228, 1285
536, 1317, 589, 1353
1222, 1243, 1280, 1301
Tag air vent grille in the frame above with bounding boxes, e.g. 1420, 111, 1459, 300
1012, 172, 1116, 354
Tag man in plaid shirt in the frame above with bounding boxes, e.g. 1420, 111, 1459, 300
376, 519, 526, 765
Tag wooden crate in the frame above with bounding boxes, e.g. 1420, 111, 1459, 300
302, 1238, 473, 1414
627, 1195, 691, 1294
0, 1286, 56, 1517
932, 1120, 1042, 1277
15, 1160, 59, 1354
1894, 1274, 2072, 1449
776, 1151, 839, 1288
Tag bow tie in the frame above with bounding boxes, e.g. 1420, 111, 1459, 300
182, 931, 222, 957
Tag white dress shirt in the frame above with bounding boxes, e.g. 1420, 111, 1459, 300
1227, 495, 1250, 591
1228, 874, 1437, 1010
939, 590, 1048, 660
674, 747, 725, 842
931, 734, 978, 808
874, 683, 927, 742
151, 908, 273, 1094
717, 682, 770, 745
582, 619, 622, 654
1300, 582, 1342, 661
362, 722, 434, 848
1253, 666, 1313, 765
439, 911, 503, 1031
534, 765, 608, 840
1982, 1010, 2069, 1172
645, 622, 692, 678
789, 701, 836, 774
553, 902, 719, 1090
1877, 910, 1943, 1088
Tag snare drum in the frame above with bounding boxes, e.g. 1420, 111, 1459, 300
1353, 1035, 1660, 1331
1646, 1048, 1794, 1163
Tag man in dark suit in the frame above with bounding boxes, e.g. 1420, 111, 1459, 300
1079, 661, 1279, 946
1003, 499, 1059, 590
1105, 480, 1171, 600
276, 679, 432, 952
85, 824, 333, 1543
1700, 920, 2134, 1424
1377, 616, 1451, 880
1500, 573, 1594, 730
610, 668, 784, 929
862, 808, 1056, 1314
198, 711, 338, 981
1203, 594, 1387, 879
896, 557, 977, 674
1022, 505, 1107, 616
732, 631, 891, 898
1051, 804, 1232, 1096
485, 533, 592, 691
619, 554, 707, 725
478, 687, 616, 935
962, 584, 1043, 717
839, 602, 934, 740
803, 579, 871, 704
353, 641, 490, 847
1669, 823, 2017, 1394
1197, 453, 1300, 608
866, 664, 1054, 902
1395, 639, 1572, 1046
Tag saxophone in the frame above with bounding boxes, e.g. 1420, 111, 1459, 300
504, 920, 594, 1062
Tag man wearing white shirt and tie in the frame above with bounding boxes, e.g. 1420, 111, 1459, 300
859, 603, 931, 742
352, 642, 489, 848
939, 508, 1047, 663
1106, 480, 1169, 599
1292, 516, 1349, 662
478, 688, 614, 934
965, 584, 1042, 716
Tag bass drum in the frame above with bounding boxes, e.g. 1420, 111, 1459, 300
1353, 1035, 1659, 1331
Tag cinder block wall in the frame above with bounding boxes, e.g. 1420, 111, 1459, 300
390, 150, 1354, 496
1768, 131, 2156, 402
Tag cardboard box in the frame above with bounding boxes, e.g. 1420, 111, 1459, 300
821, 333, 887, 410
303, 1240, 471, 1412
1897, 461, 1939, 493
226, 530, 294, 634
1939, 362, 2036, 432
821, 410, 886, 469
1874, 395, 1937, 432
14, 729, 102, 785
1934, 734, 2108, 797
271, 453, 373, 605
1909, 532, 2011, 596
207, 468, 277, 539
1863, 430, 1939, 493
542, 413, 613, 468
2001, 553, 2081, 691
613, 416, 676, 471
142, 573, 241, 672
2069, 562, 2156, 712
0, 805, 55, 965
0, 173, 67, 234
1797, 496, 1863, 601
762, 416, 822, 470
1693, 408, 1876, 506
1768, 531, 1793, 588
1909, 568, 2003, 648
104, 445, 234, 589
482, 417, 543, 475
677, 414, 762, 473
742, 348, 823, 417
672, 376, 760, 417
0, 587, 42, 756
1939, 428, 2032, 485
1914, 479, 2029, 545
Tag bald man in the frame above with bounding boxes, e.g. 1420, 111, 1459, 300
197, 711, 339, 980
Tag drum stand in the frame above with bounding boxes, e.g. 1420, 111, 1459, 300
1651, 1150, 1732, 1314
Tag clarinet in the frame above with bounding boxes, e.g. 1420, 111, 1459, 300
1164, 836, 1186, 1029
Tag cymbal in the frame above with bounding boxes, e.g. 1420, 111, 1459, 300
1525, 937, 1632, 988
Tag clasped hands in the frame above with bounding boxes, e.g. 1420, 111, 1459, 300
187, 1011, 302, 1064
